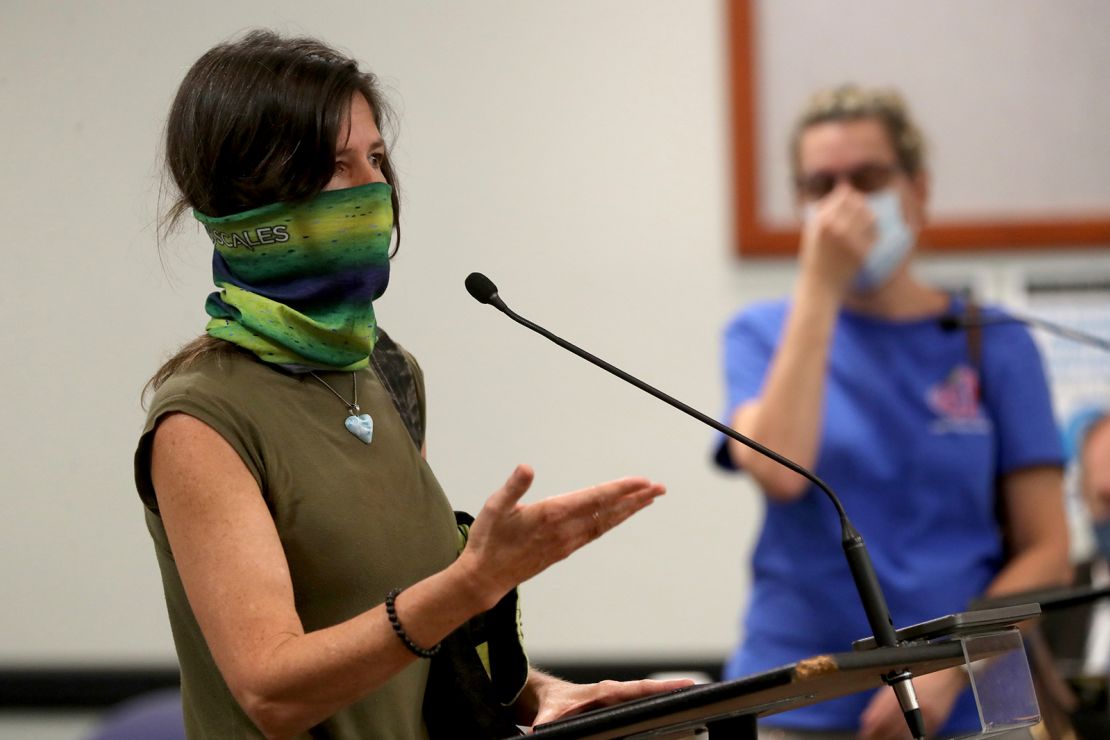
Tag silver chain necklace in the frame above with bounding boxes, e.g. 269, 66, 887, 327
309, 371, 374, 445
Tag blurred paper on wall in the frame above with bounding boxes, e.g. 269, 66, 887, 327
1020, 274, 1110, 560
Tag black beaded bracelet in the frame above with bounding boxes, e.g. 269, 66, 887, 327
385, 588, 441, 659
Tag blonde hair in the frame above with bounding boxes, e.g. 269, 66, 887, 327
789, 84, 927, 186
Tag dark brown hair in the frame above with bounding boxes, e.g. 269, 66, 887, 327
148, 30, 401, 399
164, 29, 401, 225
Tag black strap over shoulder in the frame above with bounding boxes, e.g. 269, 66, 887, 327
963, 302, 1014, 554
370, 328, 425, 450
254, 333, 518, 737
366, 336, 530, 735
965, 301, 984, 401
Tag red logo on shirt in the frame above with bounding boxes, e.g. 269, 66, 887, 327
928, 366, 982, 421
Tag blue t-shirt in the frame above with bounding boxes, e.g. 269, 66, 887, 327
714, 296, 1063, 733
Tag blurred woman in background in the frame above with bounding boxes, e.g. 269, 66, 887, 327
715, 85, 1069, 739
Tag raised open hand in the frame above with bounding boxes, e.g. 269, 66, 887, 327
456, 464, 666, 608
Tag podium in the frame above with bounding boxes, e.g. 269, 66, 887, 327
525, 605, 1041, 740
972, 585, 1110, 740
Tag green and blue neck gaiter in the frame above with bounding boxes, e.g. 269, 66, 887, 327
195, 182, 393, 371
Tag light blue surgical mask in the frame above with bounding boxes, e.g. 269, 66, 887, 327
802, 188, 917, 291
854, 188, 915, 291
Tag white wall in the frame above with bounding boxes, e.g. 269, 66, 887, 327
757, 0, 1110, 222
1, 0, 1107, 683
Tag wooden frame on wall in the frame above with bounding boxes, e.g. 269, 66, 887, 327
727, 0, 1110, 257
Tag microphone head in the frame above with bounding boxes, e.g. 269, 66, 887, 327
465, 272, 500, 305
937, 314, 963, 332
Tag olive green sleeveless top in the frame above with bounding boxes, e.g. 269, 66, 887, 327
134, 343, 458, 739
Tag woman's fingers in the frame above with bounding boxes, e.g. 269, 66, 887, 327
466, 471, 666, 595
540, 480, 665, 558
558, 478, 666, 536
484, 463, 535, 515
588, 483, 665, 539
560, 477, 666, 514
594, 678, 694, 705
532, 677, 695, 725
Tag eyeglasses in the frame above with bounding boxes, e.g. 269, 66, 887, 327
796, 163, 900, 201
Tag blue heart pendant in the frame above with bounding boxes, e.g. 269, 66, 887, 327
344, 414, 374, 444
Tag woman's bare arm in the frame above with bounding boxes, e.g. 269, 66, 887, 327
152, 412, 664, 738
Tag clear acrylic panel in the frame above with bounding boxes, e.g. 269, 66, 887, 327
957, 629, 1039, 737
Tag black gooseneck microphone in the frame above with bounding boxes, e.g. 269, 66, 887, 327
938, 309, 1110, 353
465, 272, 927, 739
